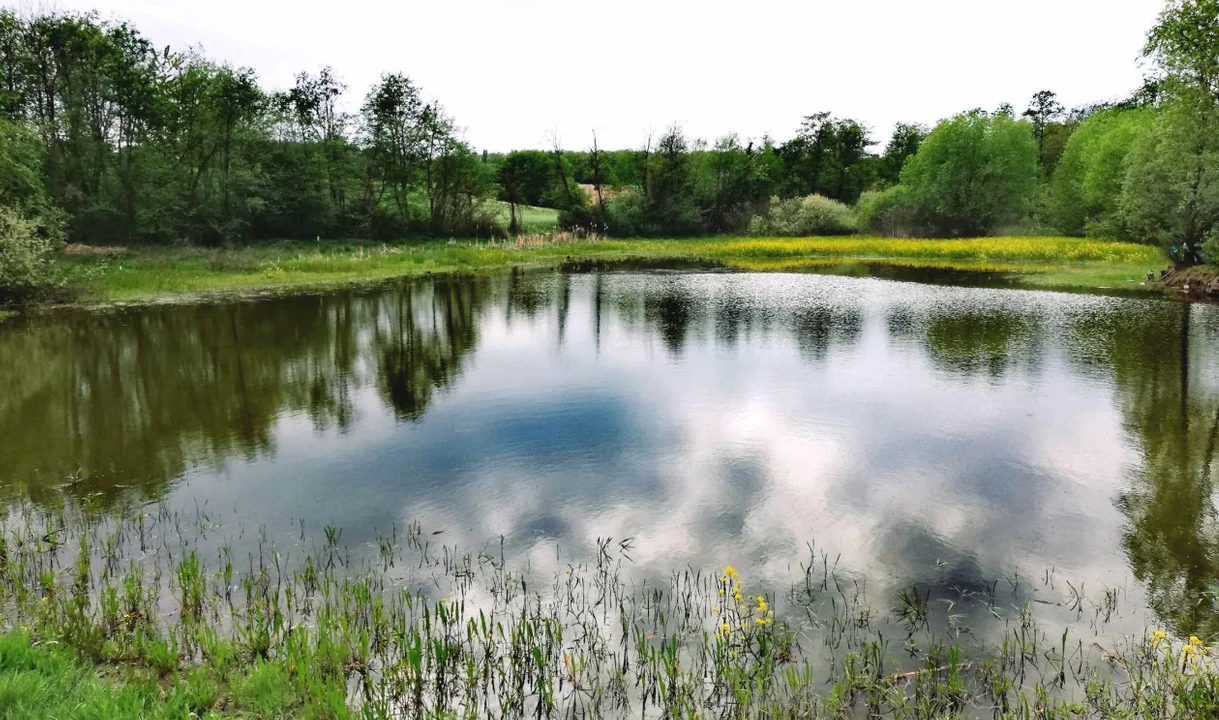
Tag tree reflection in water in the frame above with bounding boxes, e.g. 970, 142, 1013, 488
2, 272, 1219, 641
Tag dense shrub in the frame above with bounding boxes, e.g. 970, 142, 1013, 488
854, 187, 925, 237
747, 194, 856, 236
605, 191, 701, 238
0, 207, 63, 307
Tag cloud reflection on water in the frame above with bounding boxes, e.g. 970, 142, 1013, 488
2, 272, 1216, 636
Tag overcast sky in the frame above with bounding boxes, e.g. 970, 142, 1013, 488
47, 0, 1165, 151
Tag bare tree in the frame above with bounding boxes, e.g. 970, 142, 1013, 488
545, 127, 577, 212
588, 130, 607, 226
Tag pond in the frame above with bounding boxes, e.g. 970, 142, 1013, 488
2, 270, 1218, 642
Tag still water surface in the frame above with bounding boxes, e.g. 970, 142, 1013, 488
2, 271, 1217, 636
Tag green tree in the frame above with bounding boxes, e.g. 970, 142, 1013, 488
1135, 0, 1219, 262
776, 112, 832, 197
1119, 94, 1219, 258
0, 116, 64, 305
829, 119, 873, 202
0, 117, 52, 217
1145, 0, 1219, 105
879, 123, 927, 187
899, 111, 1040, 236
1022, 90, 1065, 174
154, 56, 265, 244
697, 134, 772, 233
774, 114, 874, 203
1048, 107, 1153, 237
497, 151, 553, 233
361, 73, 425, 232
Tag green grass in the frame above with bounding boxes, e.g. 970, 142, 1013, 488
487, 201, 561, 233
0, 629, 337, 718
0, 629, 219, 719
57, 235, 1168, 306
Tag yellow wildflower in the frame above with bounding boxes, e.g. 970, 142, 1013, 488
1153, 631, 1167, 639
711, 607, 719, 614
1191, 635, 1204, 646
721, 623, 731, 632
755, 617, 770, 625
724, 566, 736, 577
1184, 645, 1196, 654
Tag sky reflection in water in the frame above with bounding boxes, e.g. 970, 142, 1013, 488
2, 271, 1217, 637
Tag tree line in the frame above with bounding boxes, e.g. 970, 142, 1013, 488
0, 10, 498, 250
1, 1, 1218, 303
482, 0, 1219, 256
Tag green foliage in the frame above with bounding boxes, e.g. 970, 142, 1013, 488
774, 113, 876, 203
1049, 107, 1154, 237
0, 119, 49, 217
361, 72, 427, 235
898, 111, 1040, 236
748, 194, 856, 236
604, 126, 703, 237
1119, 94, 1219, 258
0, 113, 66, 307
0, 207, 62, 306
1023, 90, 1067, 174
0, 10, 496, 247
878, 123, 927, 187
498, 151, 559, 215
854, 186, 924, 237
0, 630, 220, 719
1134, 0, 1219, 263
692, 134, 773, 233
1145, 0, 1219, 104
0, 4, 1215, 266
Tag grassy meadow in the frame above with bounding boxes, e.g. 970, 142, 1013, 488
487, 201, 562, 234
53, 235, 1169, 306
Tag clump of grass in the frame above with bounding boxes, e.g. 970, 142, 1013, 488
484, 229, 605, 249
0, 499, 1214, 717
205, 251, 261, 273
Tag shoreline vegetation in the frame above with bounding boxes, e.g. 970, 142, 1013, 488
4, 3, 1219, 310
40, 235, 1172, 309
0, 502, 1216, 719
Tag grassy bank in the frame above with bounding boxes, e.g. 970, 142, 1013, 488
55, 235, 1168, 306
0, 630, 291, 719
0, 501, 1215, 718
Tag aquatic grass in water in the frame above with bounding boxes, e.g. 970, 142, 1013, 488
0, 501, 1215, 718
